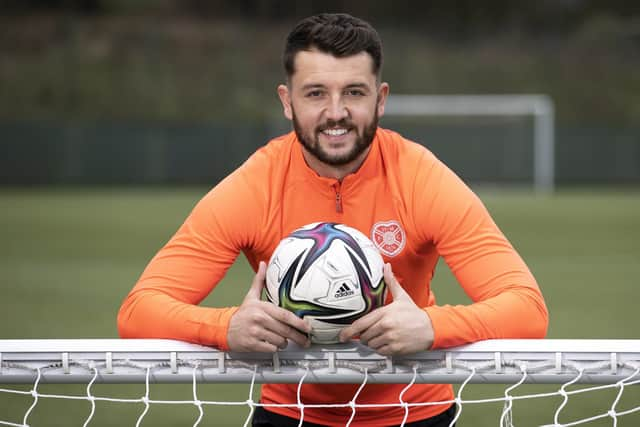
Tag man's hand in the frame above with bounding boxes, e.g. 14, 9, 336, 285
339, 263, 434, 355
227, 261, 311, 352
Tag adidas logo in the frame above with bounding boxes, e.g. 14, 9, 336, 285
334, 283, 355, 298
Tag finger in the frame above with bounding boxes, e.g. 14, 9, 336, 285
283, 330, 310, 348
365, 332, 389, 351
251, 339, 279, 353
339, 309, 384, 343
374, 344, 393, 356
244, 261, 267, 301
261, 305, 311, 347
259, 329, 288, 350
263, 318, 310, 348
264, 303, 312, 334
358, 320, 385, 345
384, 263, 409, 300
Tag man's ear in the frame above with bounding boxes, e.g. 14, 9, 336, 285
376, 82, 390, 117
277, 84, 293, 120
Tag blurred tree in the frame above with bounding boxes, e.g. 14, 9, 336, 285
1, 0, 637, 37
1, 0, 103, 14
0, 0, 637, 124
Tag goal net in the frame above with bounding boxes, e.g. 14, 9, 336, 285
1, 339, 639, 427
382, 94, 555, 193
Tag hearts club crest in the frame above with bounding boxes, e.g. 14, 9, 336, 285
371, 220, 405, 257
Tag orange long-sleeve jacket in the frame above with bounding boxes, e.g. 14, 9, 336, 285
118, 128, 548, 426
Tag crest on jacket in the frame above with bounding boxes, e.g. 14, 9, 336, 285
371, 220, 405, 257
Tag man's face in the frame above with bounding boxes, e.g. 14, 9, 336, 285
278, 50, 388, 167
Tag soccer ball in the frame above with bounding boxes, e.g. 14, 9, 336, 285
265, 222, 386, 344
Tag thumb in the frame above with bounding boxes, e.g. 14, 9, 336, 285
384, 263, 409, 301
245, 261, 267, 301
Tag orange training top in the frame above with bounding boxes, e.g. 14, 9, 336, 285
118, 128, 548, 426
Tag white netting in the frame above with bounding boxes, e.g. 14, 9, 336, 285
1, 339, 639, 427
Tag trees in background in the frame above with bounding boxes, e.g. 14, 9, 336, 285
3, 0, 638, 39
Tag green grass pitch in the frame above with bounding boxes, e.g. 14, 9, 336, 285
0, 187, 639, 426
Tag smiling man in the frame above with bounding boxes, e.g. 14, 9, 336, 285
118, 13, 548, 427
279, 49, 386, 177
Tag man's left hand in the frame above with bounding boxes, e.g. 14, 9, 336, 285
339, 263, 434, 355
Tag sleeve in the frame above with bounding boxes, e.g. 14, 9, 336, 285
414, 153, 549, 349
117, 157, 267, 350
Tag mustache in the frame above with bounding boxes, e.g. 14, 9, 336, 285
316, 119, 355, 132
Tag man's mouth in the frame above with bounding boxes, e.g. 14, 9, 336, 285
321, 128, 350, 137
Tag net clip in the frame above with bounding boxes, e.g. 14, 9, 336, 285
273, 352, 281, 374
62, 352, 70, 374
385, 356, 394, 373
217, 352, 226, 374
555, 352, 562, 373
105, 352, 113, 374
170, 352, 178, 374
610, 352, 618, 375
327, 352, 335, 374
445, 352, 453, 373
494, 352, 502, 373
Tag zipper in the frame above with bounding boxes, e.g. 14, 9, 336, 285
333, 183, 343, 213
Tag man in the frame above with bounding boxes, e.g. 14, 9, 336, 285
118, 13, 548, 427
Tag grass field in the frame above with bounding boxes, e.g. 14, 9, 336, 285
1, 187, 639, 426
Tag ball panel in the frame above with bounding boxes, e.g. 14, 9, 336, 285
265, 236, 314, 305
276, 251, 353, 320
306, 318, 344, 344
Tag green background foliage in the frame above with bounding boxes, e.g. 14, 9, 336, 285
1, 5, 639, 125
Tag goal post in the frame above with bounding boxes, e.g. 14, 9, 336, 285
383, 94, 555, 194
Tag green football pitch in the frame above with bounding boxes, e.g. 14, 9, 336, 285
1, 188, 639, 426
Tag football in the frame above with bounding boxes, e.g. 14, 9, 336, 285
265, 222, 386, 344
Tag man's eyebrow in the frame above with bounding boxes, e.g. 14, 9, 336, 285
344, 83, 372, 91
345, 83, 370, 88
300, 83, 327, 91
300, 82, 372, 91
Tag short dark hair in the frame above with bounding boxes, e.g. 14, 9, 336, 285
283, 13, 383, 79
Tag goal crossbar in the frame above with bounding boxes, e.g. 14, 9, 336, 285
2, 339, 638, 385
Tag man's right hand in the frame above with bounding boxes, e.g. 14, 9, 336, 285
227, 261, 311, 352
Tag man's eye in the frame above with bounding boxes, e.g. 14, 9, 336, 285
306, 91, 323, 97
346, 90, 365, 96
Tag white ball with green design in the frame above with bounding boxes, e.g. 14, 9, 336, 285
265, 222, 387, 344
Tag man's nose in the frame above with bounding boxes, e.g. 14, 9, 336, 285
325, 96, 349, 122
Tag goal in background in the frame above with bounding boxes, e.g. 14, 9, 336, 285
382, 94, 555, 193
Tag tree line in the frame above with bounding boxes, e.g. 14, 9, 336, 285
3, 0, 638, 38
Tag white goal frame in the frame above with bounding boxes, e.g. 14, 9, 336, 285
1, 339, 638, 385
2, 339, 639, 427
384, 94, 555, 194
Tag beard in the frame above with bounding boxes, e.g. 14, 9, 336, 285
292, 107, 379, 167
